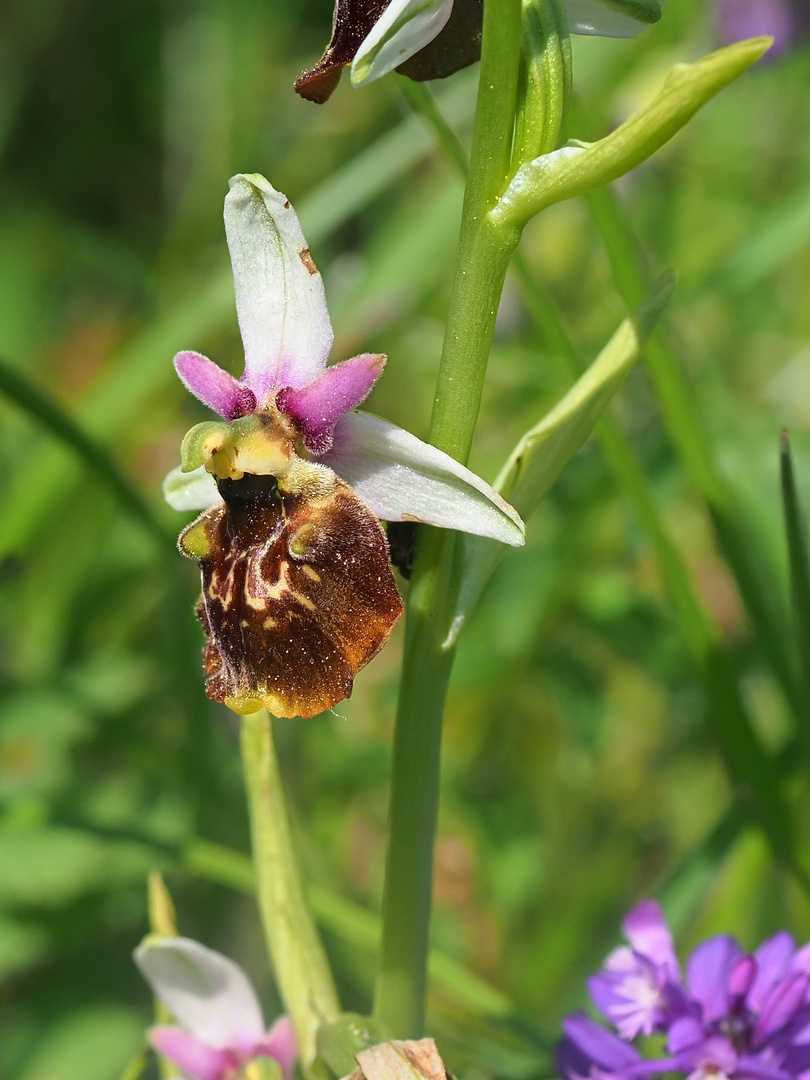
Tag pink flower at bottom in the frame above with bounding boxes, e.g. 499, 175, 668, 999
135, 936, 297, 1080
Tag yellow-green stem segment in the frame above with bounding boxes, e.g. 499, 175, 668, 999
240, 709, 340, 1069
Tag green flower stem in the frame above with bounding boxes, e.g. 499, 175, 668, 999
373, 0, 523, 1040
240, 709, 340, 1069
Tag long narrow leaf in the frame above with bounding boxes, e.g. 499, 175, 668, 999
447, 273, 673, 644
0, 356, 171, 549
780, 430, 810, 760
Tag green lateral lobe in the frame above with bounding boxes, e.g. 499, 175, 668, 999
494, 38, 772, 230
446, 274, 673, 645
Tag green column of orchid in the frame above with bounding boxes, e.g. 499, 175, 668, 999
373, 0, 527, 1040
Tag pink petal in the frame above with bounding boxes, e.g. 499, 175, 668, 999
256, 1016, 298, 1080
175, 351, 256, 420
276, 353, 385, 454
150, 1026, 239, 1080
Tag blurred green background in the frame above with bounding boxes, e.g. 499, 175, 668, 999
2, 1, 810, 1077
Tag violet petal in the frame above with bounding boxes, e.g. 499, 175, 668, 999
668, 1016, 705, 1055
174, 351, 257, 420
276, 353, 385, 454
622, 900, 680, 979
715, 0, 795, 56
750, 932, 797, 1011
756, 973, 810, 1044
729, 955, 758, 1002
687, 934, 743, 1023
149, 1026, 239, 1080
563, 1014, 643, 1071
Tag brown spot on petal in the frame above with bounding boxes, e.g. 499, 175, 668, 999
299, 248, 318, 275
181, 470, 402, 719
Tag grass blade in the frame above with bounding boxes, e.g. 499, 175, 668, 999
0, 355, 172, 549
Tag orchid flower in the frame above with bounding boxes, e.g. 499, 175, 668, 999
135, 936, 297, 1080
295, 0, 663, 102
167, 173, 523, 719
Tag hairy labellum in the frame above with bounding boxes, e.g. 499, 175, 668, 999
180, 469, 403, 719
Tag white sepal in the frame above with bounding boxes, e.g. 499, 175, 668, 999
225, 174, 334, 402
163, 464, 221, 512
351, 0, 454, 86
565, 0, 661, 38
324, 411, 525, 546
135, 936, 265, 1053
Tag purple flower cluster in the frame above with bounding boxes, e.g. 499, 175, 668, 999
716, 0, 808, 58
558, 901, 810, 1080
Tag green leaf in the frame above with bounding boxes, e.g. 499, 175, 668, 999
494, 38, 772, 228
15, 1007, 144, 1080
316, 1014, 388, 1079
0, 355, 171, 550
780, 431, 810, 745
446, 273, 673, 645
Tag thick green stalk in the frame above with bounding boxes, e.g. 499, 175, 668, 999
373, 0, 523, 1039
240, 709, 340, 1068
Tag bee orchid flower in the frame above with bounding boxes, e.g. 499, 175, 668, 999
295, 0, 663, 103
135, 936, 297, 1080
167, 174, 524, 719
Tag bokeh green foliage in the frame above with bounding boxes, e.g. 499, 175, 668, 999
2, 0, 810, 1076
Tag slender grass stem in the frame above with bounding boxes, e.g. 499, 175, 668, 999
240, 709, 340, 1068
373, 0, 523, 1038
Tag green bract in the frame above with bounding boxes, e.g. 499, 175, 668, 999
495, 38, 772, 229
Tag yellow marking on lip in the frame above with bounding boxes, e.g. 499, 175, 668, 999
263, 616, 277, 630
292, 591, 316, 612
301, 565, 321, 582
